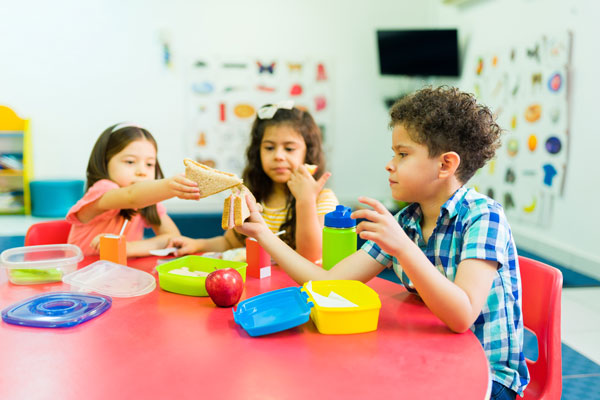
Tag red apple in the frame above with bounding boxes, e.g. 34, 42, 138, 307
205, 268, 244, 307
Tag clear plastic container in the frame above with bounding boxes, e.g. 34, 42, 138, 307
62, 260, 156, 298
0, 244, 83, 285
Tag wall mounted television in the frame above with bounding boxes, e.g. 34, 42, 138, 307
377, 29, 460, 77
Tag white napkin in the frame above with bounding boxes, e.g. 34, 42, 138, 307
305, 281, 358, 308
150, 247, 178, 257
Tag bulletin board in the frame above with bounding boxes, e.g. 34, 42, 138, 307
184, 57, 333, 176
466, 32, 572, 227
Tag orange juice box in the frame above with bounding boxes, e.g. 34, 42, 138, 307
100, 234, 127, 265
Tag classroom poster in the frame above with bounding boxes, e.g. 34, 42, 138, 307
465, 32, 572, 227
184, 57, 333, 176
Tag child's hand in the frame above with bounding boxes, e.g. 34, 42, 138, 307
90, 233, 108, 252
351, 197, 409, 257
287, 165, 331, 203
167, 236, 200, 256
168, 174, 201, 200
234, 193, 270, 240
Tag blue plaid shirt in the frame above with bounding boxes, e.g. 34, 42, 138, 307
362, 187, 529, 395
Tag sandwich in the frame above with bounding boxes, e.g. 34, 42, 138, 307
184, 158, 243, 198
222, 187, 251, 230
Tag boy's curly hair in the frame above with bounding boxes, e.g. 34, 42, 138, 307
389, 86, 502, 183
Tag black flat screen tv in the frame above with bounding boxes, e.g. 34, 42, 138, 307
377, 29, 459, 77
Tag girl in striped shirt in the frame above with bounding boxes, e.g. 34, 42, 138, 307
169, 101, 338, 261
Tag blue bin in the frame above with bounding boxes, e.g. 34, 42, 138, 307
30, 180, 84, 218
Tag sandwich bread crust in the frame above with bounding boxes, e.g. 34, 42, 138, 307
305, 164, 317, 175
184, 158, 243, 198
221, 188, 251, 230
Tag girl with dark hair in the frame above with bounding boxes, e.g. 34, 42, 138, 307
169, 101, 338, 262
66, 123, 200, 256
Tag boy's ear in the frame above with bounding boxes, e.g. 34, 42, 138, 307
438, 151, 460, 179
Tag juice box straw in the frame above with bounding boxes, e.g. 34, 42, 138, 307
119, 219, 128, 236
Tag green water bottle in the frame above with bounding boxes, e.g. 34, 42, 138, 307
322, 205, 357, 270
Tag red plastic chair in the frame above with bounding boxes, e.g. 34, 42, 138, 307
519, 256, 563, 400
24, 220, 72, 246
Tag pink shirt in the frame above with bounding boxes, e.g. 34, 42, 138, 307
66, 179, 167, 256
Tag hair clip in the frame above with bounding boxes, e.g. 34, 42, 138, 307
111, 122, 143, 132
257, 100, 294, 120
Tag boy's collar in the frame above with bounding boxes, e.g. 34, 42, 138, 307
398, 203, 422, 232
399, 185, 469, 226
440, 186, 469, 219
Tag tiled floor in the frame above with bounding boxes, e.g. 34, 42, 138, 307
562, 287, 600, 365
560, 287, 600, 400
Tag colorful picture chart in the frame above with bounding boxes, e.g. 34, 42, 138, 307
466, 32, 571, 226
185, 57, 333, 176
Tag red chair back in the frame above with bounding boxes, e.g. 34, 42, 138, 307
24, 220, 72, 246
519, 256, 563, 400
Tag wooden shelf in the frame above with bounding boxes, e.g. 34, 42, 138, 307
0, 132, 24, 136
0, 105, 31, 215
0, 170, 23, 177
0, 207, 26, 215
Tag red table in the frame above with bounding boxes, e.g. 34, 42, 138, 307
0, 256, 490, 399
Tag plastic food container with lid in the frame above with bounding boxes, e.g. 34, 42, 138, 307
302, 280, 382, 334
156, 255, 247, 297
233, 280, 381, 337
0, 244, 83, 285
62, 260, 156, 298
233, 287, 313, 337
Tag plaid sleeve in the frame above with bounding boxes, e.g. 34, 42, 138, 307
460, 204, 511, 266
361, 240, 394, 268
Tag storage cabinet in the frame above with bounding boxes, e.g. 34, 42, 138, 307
0, 106, 32, 214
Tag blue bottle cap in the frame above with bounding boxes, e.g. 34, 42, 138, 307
324, 205, 356, 228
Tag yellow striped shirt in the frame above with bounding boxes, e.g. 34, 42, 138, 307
261, 188, 339, 233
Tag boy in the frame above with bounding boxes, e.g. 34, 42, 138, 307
236, 86, 529, 400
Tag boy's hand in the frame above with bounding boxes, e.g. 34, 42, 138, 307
287, 165, 331, 203
234, 193, 270, 240
351, 196, 408, 257
168, 174, 201, 200
167, 236, 200, 256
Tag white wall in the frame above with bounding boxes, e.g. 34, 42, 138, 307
2, 0, 597, 273
432, 0, 600, 275
0, 0, 436, 211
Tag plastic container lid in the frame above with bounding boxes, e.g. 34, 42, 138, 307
0, 244, 83, 270
233, 287, 313, 337
324, 205, 356, 228
62, 260, 156, 297
1, 292, 111, 328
